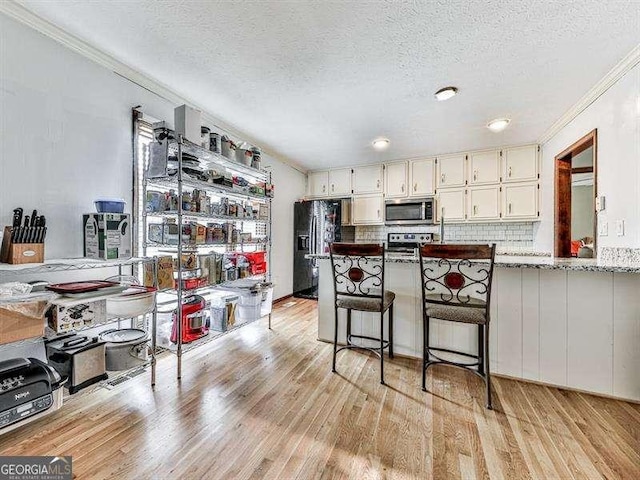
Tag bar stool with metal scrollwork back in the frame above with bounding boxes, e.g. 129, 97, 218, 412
329, 243, 395, 385
418, 244, 496, 409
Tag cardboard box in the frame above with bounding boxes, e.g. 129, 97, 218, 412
83, 213, 131, 260
195, 225, 206, 244
47, 300, 107, 334
174, 104, 202, 145
0, 300, 47, 344
144, 256, 174, 291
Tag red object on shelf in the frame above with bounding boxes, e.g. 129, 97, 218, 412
250, 263, 267, 275
46, 280, 119, 294
241, 252, 266, 264
170, 295, 208, 344
175, 277, 209, 291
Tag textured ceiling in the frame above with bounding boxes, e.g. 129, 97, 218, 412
17, 0, 640, 170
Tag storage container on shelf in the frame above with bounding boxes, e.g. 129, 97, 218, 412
209, 292, 239, 332
235, 290, 262, 322
260, 284, 274, 317
214, 280, 273, 323
94, 198, 126, 213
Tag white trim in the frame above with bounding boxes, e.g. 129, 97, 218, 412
539, 43, 640, 144
0, 0, 308, 174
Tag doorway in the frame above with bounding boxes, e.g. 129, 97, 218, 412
554, 129, 597, 258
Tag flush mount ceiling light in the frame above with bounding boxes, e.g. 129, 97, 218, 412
372, 138, 390, 150
434, 86, 458, 101
487, 118, 511, 132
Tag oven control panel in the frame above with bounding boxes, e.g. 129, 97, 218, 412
388, 233, 434, 244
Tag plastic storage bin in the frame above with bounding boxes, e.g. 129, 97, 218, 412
260, 285, 274, 317
210, 294, 238, 332
94, 198, 126, 213
235, 291, 262, 322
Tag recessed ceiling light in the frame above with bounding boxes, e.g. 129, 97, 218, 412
372, 138, 390, 150
434, 86, 458, 101
487, 118, 511, 132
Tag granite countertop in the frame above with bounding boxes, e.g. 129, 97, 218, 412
306, 253, 640, 274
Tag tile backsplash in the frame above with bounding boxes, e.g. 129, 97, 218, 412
355, 222, 535, 250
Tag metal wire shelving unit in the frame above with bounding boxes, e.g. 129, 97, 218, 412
134, 110, 273, 381
0, 256, 161, 387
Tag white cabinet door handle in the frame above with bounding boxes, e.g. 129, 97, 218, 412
377, 209, 380, 219
441, 173, 446, 183
473, 205, 478, 215
414, 183, 418, 192
376, 179, 380, 189
473, 170, 477, 181
508, 166, 512, 177
322, 185, 326, 193
401, 184, 405, 192
331, 184, 335, 192
508, 203, 512, 214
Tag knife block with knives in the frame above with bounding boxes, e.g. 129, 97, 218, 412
0, 208, 47, 264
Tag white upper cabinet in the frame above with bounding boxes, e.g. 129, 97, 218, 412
437, 188, 466, 222
409, 158, 435, 197
468, 185, 501, 221
353, 165, 383, 194
436, 154, 466, 188
468, 150, 500, 185
308, 171, 329, 197
351, 194, 384, 225
328, 168, 352, 197
384, 162, 408, 198
503, 145, 539, 183
502, 182, 539, 220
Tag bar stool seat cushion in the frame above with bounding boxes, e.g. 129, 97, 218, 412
337, 291, 396, 312
424, 294, 487, 324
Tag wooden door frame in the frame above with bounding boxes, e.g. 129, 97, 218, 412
554, 129, 598, 257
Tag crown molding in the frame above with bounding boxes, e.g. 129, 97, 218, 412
0, 0, 308, 174
539, 43, 640, 144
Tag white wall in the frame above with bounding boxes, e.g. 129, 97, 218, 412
0, 13, 305, 297
536, 62, 640, 252
262, 156, 306, 299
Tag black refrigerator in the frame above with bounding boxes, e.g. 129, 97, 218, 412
293, 200, 344, 299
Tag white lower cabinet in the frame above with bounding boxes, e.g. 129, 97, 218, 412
502, 182, 538, 220
437, 188, 466, 222
351, 194, 384, 225
468, 185, 501, 221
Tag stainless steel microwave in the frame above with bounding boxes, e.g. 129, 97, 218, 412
384, 197, 435, 225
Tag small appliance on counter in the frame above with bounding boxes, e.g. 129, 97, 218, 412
45, 334, 107, 394
0, 357, 64, 435
171, 295, 209, 344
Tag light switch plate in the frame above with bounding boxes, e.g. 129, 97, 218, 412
599, 221, 608, 236
616, 220, 625, 236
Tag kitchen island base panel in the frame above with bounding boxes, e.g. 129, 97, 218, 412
317, 259, 640, 402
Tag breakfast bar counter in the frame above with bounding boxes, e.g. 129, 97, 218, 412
308, 253, 640, 402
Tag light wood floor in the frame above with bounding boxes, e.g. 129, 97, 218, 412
1, 299, 638, 479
